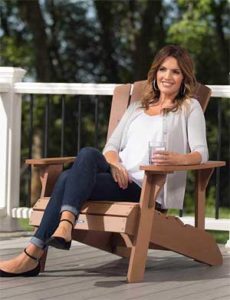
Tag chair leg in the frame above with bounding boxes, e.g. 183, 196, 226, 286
40, 248, 48, 272
127, 211, 153, 283
127, 173, 166, 283
33, 227, 48, 272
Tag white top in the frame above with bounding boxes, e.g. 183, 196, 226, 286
119, 111, 163, 187
103, 99, 208, 209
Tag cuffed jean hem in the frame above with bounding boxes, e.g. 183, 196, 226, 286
60, 205, 79, 217
30, 236, 46, 250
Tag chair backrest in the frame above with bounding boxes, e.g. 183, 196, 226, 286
107, 80, 211, 140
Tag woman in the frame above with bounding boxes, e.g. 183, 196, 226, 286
0, 45, 208, 277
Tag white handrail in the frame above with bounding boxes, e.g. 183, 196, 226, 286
11, 82, 230, 98
207, 85, 230, 98
14, 82, 118, 95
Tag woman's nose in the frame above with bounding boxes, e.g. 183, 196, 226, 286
164, 70, 172, 79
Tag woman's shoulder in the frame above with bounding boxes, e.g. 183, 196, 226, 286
184, 97, 200, 105
190, 97, 202, 106
183, 97, 203, 111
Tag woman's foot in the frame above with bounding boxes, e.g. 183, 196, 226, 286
47, 211, 75, 250
0, 245, 43, 277
51, 219, 73, 242
47, 212, 75, 250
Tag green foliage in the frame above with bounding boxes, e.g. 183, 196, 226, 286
1, 36, 32, 66
18, 218, 33, 232
208, 230, 229, 244
167, 0, 229, 84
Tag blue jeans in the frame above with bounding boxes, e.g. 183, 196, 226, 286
31, 147, 141, 249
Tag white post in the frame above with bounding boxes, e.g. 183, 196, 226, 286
225, 233, 230, 249
0, 67, 26, 231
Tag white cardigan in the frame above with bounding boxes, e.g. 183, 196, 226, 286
103, 99, 208, 209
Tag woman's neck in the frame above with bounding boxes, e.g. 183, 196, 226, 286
159, 92, 176, 105
158, 93, 177, 109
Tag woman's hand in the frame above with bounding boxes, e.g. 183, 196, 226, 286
104, 150, 132, 189
152, 150, 202, 165
110, 162, 131, 189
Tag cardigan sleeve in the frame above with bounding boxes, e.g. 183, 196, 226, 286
102, 102, 139, 154
187, 99, 209, 163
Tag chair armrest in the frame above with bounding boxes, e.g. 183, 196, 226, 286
26, 157, 76, 166
140, 161, 226, 173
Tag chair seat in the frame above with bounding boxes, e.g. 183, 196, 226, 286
30, 198, 140, 235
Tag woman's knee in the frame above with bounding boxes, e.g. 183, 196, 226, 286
48, 170, 70, 205
53, 169, 70, 191
78, 147, 101, 160
75, 147, 108, 172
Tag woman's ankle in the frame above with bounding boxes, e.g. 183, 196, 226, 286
60, 211, 76, 227
26, 243, 44, 260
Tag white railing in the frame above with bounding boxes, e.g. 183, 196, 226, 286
0, 67, 229, 247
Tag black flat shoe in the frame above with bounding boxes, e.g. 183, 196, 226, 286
0, 248, 40, 277
46, 236, 72, 250
46, 218, 73, 250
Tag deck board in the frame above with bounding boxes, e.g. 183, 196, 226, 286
0, 235, 229, 300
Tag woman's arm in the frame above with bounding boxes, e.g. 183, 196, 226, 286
187, 99, 209, 163
102, 102, 139, 154
152, 100, 208, 166
152, 150, 202, 165
104, 150, 131, 189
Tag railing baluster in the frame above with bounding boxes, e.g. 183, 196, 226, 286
77, 97, 82, 153
43, 95, 50, 157
27, 94, 34, 207
215, 100, 222, 219
28, 94, 34, 159
94, 96, 99, 148
61, 95, 65, 157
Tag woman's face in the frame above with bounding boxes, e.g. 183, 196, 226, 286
156, 56, 184, 98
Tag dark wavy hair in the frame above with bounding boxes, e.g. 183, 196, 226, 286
141, 45, 197, 113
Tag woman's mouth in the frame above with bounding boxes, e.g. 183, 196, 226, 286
161, 81, 174, 87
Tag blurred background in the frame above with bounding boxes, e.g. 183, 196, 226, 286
0, 0, 229, 215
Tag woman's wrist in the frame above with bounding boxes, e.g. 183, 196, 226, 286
104, 151, 120, 165
183, 152, 202, 165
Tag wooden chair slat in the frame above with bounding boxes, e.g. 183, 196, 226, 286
130, 80, 146, 103
106, 83, 131, 140
33, 198, 139, 217
30, 211, 138, 235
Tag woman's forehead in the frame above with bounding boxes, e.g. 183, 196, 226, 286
160, 56, 180, 69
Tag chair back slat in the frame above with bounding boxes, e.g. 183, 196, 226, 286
106, 83, 131, 140
192, 83, 211, 112
130, 80, 147, 103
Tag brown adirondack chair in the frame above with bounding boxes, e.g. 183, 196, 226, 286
26, 81, 225, 283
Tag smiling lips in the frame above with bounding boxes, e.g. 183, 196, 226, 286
161, 81, 174, 87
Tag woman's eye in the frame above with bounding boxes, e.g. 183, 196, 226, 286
159, 67, 166, 71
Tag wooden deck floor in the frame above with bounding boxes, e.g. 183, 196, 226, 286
0, 234, 229, 300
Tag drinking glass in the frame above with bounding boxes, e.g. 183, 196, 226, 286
148, 141, 166, 164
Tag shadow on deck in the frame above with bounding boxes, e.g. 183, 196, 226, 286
0, 235, 229, 300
